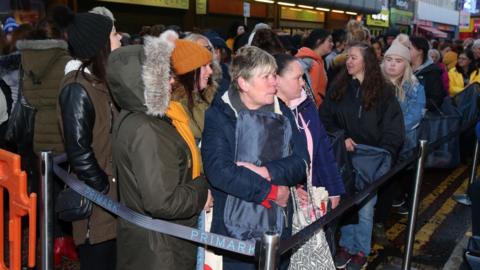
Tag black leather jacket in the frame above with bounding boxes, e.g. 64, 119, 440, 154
58, 83, 109, 193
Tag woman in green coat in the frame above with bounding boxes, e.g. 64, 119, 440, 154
107, 33, 213, 269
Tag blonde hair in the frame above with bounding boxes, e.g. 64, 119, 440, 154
230, 46, 277, 92
381, 57, 417, 102
346, 20, 367, 45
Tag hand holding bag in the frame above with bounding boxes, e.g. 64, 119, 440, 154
55, 186, 93, 222
350, 144, 392, 191
223, 110, 291, 241
289, 179, 335, 270
55, 164, 93, 222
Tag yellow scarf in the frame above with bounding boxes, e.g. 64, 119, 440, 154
166, 101, 201, 178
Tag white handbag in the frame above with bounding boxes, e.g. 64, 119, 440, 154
288, 179, 336, 270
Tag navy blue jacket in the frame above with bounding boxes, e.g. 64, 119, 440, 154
201, 91, 309, 237
295, 97, 345, 196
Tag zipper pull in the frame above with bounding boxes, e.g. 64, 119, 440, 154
282, 208, 288, 228
86, 217, 91, 239
109, 102, 114, 134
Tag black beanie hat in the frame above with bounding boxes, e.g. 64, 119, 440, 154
66, 13, 113, 59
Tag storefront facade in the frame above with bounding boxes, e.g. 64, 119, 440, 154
389, 0, 413, 34
279, 7, 325, 34
41, 0, 385, 37
414, 0, 459, 40
459, 17, 480, 40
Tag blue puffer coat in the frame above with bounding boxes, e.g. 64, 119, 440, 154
201, 90, 309, 239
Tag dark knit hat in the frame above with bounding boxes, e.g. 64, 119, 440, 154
66, 13, 113, 59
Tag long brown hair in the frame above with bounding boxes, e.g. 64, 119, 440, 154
330, 42, 391, 110
76, 37, 111, 84
176, 68, 206, 111
251, 29, 285, 55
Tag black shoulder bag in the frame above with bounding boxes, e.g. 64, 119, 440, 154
55, 176, 93, 222
4, 65, 37, 146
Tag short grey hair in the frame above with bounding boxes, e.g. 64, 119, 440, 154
230, 46, 277, 92
428, 49, 440, 60
184, 33, 214, 54
473, 39, 480, 49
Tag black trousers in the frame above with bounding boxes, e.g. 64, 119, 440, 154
470, 181, 480, 236
375, 169, 413, 224
78, 239, 116, 270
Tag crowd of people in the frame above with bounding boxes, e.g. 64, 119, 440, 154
0, 4, 478, 270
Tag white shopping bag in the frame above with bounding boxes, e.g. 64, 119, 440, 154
197, 210, 223, 270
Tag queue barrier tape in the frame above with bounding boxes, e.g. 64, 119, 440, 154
51, 85, 480, 260
279, 110, 479, 255
0, 149, 37, 270
52, 113, 477, 260
52, 154, 256, 257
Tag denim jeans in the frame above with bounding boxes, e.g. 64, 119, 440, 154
339, 195, 377, 256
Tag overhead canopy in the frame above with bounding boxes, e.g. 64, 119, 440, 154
418, 26, 448, 38
300, 0, 382, 14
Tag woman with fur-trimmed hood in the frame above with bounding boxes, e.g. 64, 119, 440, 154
107, 34, 213, 269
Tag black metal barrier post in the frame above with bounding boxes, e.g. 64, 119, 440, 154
258, 232, 280, 270
452, 138, 479, 205
402, 140, 428, 270
40, 151, 54, 270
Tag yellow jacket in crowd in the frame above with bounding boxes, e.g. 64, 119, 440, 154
448, 67, 480, 96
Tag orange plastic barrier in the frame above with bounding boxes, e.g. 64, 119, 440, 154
0, 149, 37, 270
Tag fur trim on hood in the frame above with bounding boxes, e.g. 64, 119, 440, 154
142, 35, 174, 116
107, 35, 174, 116
16, 39, 68, 51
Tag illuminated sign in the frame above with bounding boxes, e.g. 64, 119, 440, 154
99, 0, 189, 9
280, 7, 325, 23
196, 0, 207, 14
395, 0, 409, 10
390, 8, 413, 25
366, 9, 389, 27
372, 13, 388, 21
